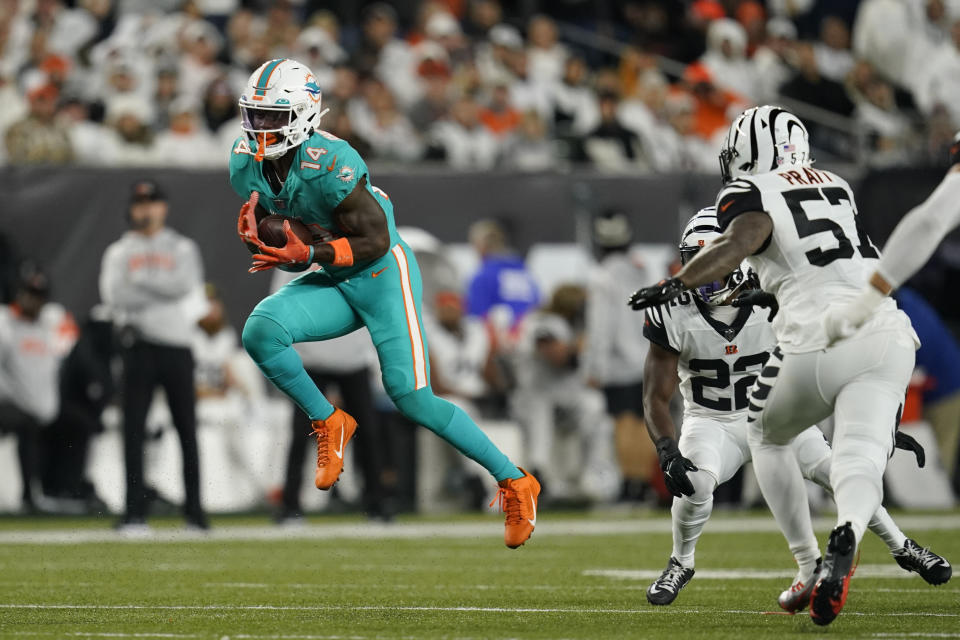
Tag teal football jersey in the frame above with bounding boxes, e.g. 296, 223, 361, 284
229, 130, 400, 280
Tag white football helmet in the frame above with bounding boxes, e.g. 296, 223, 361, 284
719, 105, 812, 183
679, 207, 750, 305
239, 58, 327, 160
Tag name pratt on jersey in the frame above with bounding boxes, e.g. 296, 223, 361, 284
778, 167, 833, 186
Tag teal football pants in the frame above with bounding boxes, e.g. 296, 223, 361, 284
241, 242, 522, 482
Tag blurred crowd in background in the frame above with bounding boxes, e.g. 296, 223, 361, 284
3, 0, 960, 171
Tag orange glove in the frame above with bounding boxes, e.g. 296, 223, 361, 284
249, 220, 314, 273
237, 191, 264, 249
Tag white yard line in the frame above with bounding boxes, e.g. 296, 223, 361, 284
0, 514, 958, 545
0, 603, 956, 618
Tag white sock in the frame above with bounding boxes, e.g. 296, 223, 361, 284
805, 456, 906, 551
867, 506, 907, 551
670, 472, 716, 569
752, 440, 821, 576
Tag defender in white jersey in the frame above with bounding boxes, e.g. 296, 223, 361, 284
629, 106, 930, 625
641, 209, 949, 608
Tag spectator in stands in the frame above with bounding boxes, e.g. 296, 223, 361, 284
853, 0, 949, 96
476, 23, 523, 88
700, 18, 757, 102
4, 75, 74, 165
294, 27, 348, 87
526, 14, 567, 86
582, 90, 648, 172
466, 219, 540, 329
549, 55, 600, 138
648, 91, 717, 173
753, 18, 799, 104
353, 78, 423, 162
0, 264, 78, 512
464, 0, 502, 38
428, 93, 499, 168
352, 3, 417, 110
152, 97, 220, 167
271, 267, 393, 523
512, 284, 619, 501
98, 180, 208, 532
895, 287, 960, 496
104, 94, 156, 166
59, 97, 110, 166
325, 107, 374, 159
479, 82, 522, 138
202, 76, 237, 136
855, 75, 915, 168
408, 55, 453, 131
502, 110, 557, 172
814, 15, 855, 83
780, 41, 855, 117
583, 210, 657, 502
682, 63, 746, 142
916, 14, 960, 128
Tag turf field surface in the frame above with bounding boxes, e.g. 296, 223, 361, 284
0, 511, 958, 639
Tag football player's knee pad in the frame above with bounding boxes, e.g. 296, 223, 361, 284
241, 313, 292, 364
393, 387, 456, 433
686, 470, 718, 504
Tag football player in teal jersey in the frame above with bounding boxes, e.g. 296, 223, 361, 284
230, 58, 539, 547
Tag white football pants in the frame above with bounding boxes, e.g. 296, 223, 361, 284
747, 328, 916, 555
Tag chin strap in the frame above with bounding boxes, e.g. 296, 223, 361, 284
255, 131, 266, 162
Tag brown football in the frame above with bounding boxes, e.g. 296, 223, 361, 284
257, 215, 314, 248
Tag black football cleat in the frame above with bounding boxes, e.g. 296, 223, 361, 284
646, 557, 695, 605
810, 522, 857, 626
893, 538, 952, 585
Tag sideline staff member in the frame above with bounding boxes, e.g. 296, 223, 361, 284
99, 180, 208, 530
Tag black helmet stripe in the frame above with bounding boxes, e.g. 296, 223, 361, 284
748, 109, 759, 170
767, 107, 785, 170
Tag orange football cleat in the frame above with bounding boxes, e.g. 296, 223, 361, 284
490, 468, 540, 548
311, 408, 357, 490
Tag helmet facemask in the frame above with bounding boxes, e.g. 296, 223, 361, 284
239, 58, 327, 162
679, 244, 746, 305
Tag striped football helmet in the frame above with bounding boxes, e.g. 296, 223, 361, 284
679, 207, 750, 305
719, 105, 812, 183
239, 58, 327, 161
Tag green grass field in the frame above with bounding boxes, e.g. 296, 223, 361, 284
0, 511, 958, 639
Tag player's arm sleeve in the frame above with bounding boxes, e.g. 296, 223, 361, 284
716, 179, 766, 232
875, 171, 960, 289
642, 306, 679, 354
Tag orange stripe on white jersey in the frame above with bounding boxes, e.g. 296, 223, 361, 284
391, 244, 428, 390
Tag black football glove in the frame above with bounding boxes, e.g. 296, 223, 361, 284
656, 437, 699, 498
894, 430, 925, 468
732, 289, 779, 321
629, 278, 684, 311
